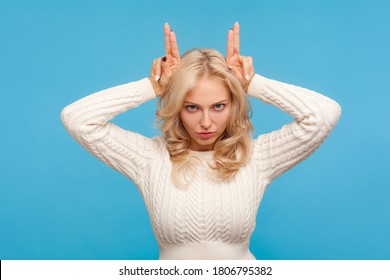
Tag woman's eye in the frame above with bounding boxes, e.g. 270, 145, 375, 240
186, 105, 198, 111
214, 104, 225, 111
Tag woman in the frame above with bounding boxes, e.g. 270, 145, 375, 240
61, 22, 341, 260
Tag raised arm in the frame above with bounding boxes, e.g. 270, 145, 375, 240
60, 77, 158, 189
249, 74, 341, 181
225, 22, 341, 182
60, 23, 181, 190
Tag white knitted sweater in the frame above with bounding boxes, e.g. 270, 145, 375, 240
61, 74, 341, 259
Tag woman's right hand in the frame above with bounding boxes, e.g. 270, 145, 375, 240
226, 22, 255, 92
149, 23, 181, 96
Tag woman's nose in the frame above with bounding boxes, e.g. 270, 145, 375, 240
200, 111, 212, 129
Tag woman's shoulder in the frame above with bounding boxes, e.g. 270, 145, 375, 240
150, 135, 170, 157
150, 135, 166, 150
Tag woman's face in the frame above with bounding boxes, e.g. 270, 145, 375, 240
179, 76, 232, 151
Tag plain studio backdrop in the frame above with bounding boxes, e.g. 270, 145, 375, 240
0, 0, 389, 260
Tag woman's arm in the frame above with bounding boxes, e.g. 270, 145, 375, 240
61, 23, 181, 189
60, 78, 159, 187
248, 74, 341, 181
226, 22, 341, 181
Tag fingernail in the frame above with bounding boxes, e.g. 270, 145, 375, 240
155, 75, 160, 81
170, 29, 174, 32
162, 56, 167, 62
245, 74, 250, 81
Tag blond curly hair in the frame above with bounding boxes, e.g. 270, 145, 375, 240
156, 48, 253, 187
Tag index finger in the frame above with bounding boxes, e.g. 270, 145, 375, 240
233, 22, 240, 55
169, 31, 180, 60
164, 23, 171, 56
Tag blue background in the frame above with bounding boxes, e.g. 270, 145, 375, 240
1, 0, 389, 260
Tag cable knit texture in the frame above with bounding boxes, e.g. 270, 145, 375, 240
61, 74, 341, 260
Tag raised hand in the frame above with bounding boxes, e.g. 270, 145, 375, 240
226, 22, 254, 91
150, 23, 181, 96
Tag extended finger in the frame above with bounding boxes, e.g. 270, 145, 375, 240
164, 23, 171, 57
169, 30, 180, 61
226, 28, 234, 61
234, 22, 240, 55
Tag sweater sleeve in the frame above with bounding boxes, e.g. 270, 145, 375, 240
248, 74, 342, 182
60, 78, 159, 189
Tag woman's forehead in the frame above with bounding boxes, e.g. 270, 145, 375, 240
184, 77, 231, 104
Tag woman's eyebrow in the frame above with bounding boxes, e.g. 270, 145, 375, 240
213, 99, 229, 104
183, 100, 229, 106
183, 101, 201, 106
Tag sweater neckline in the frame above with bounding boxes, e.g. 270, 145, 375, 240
189, 150, 214, 160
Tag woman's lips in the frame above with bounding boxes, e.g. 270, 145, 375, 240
197, 132, 215, 139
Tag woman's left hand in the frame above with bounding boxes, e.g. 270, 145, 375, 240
226, 22, 254, 92
150, 23, 181, 96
